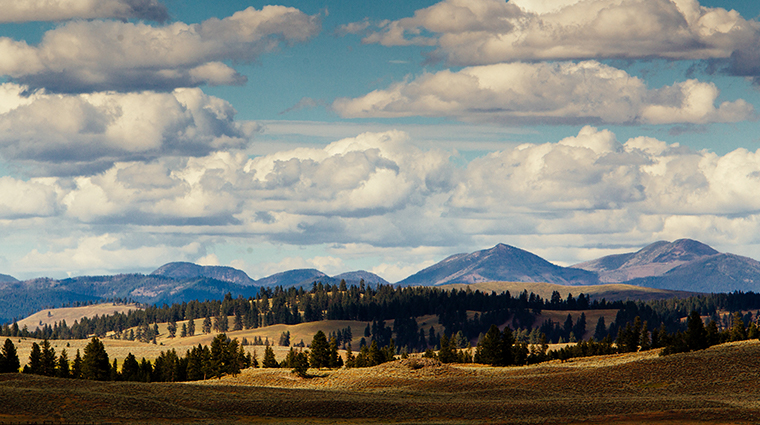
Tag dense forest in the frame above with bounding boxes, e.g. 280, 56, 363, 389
4, 282, 760, 357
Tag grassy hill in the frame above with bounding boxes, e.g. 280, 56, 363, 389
440, 280, 699, 301
15, 303, 143, 331
2, 340, 760, 424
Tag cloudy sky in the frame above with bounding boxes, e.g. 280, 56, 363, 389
2, 0, 760, 282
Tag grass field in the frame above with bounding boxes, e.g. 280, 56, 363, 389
2, 340, 760, 424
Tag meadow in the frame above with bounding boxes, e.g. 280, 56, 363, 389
2, 339, 760, 424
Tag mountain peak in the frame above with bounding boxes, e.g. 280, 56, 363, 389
574, 239, 721, 283
397, 243, 598, 286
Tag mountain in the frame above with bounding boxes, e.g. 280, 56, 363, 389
333, 270, 389, 286
255, 269, 328, 288
151, 262, 256, 285
0, 273, 17, 283
574, 239, 760, 292
0, 274, 258, 324
397, 243, 599, 286
574, 239, 719, 283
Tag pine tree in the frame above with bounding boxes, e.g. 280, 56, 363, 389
309, 331, 330, 369
27, 342, 42, 374
82, 337, 110, 381
122, 353, 140, 381
328, 337, 340, 368
686, 311, 708, 350
71, 349, 83, 379
167, 319, 177, 338
40, 339, 57, 377
262, 346, 278, 368
291, 350, 309, 377
0, 338, 20, 373
730, 311, 747, 342
180, 324, 187, 338
202, 316, 212, 334
56, 349, 70, 378
187, 318, 196, 336
594, 316, 607, 341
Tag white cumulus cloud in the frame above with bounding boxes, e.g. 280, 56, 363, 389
0, 0, 169, 23
0, 6, 321, 92
355, 0, 759, 67
333, 61, 753, 125
0, 84, 254, 174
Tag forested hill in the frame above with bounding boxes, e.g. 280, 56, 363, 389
0, 275, 259, 324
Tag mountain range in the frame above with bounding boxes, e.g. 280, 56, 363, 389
4, 238, 760, 324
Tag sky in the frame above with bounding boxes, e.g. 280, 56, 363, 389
2, 0, 760, 282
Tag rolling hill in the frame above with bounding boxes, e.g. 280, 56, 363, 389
397, 243, 599, 286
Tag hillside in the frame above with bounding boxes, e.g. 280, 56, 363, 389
398, 243, 599, 286
3, 341, 760, 424
15, 303, 142, 331
440, 281, 698, 302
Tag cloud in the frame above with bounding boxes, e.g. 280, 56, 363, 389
354, 0, 760, 67
0, 0, 169, 23
0, 83, 255, 174
0, 5, 321, 92
11, 127, 760, 276
279, 97, 323, 115
15, 234, 204, 276
333, 61, 754, 125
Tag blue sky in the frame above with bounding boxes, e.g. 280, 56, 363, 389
2, 0, 760, 282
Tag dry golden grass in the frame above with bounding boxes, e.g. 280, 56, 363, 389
3, 340, 760, 424
16, 303, 142, 331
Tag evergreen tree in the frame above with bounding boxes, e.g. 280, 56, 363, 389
639, 322, 651, 351
202, 316, 212, 334
328, 337, 340, 368
309, 331, 330, 369
730, 311, 747, 342
686, 311, 708, 350
82, 337, 110, 381
292, 350, 309, 378
262, 346, 278, 368
167, 319, 177, 338
56, 349, 70, 378
187, 318, 196, 336
438, 334, 455, 363
594, 316, 607, 341
0, 338, 20, 373
180, 323, 187, 338
474, 325, 502, 366
71, 349, 83, 379
344, 345, 355, 368
40, 339, 57, 377
27, 342, 42, 375
233, 311, 243, 331
122, 353, 140, 381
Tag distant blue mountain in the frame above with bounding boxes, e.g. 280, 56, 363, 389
151, 262, 256, 285
0, 273, 17, 283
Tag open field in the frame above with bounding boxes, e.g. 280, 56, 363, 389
441, 281, 699, 302
3, 340, 760, 424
